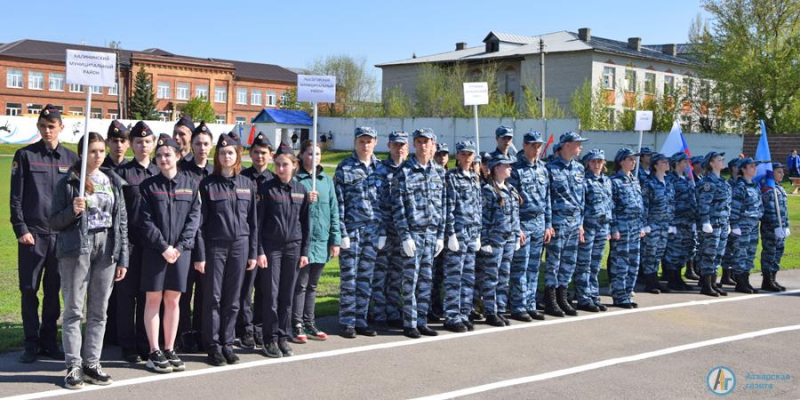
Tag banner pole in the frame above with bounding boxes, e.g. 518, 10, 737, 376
312, 102, 318, 192
634, 129, 643, 179
79, 90, 92, 198
473, 104, 480, 155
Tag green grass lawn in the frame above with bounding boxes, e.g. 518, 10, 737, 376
0, 147, 797, 353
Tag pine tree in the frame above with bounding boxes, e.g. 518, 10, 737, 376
130, 66, 159, 120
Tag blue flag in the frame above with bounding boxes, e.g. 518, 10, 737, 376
754, 120, 774, 189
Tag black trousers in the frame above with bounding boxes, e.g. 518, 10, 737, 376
202, 240, 246, 353
18, 233, 60, 350
292, 263, 324, 327
236, 266, 261, 337
115, 245, 147, 354
261, 243, 300, 343
179, 248, 204, 340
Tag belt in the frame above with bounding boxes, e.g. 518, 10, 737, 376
88, 227, 110, 234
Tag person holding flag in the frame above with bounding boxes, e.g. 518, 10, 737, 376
760, 163, 789, 292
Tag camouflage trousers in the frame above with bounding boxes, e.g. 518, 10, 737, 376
641, 222, 669, 275
721, 223, 737, 271
608, 219, 641, 305
401, 227, 438, 329
697, 220, 729, 276
544, 218, 582, 288
575, 219, 608, 306
664, 223, 695, 271
732, 219, 759, 275
510, 217, 546, 313
480, 239, 515, 315
371, 234, 403, 323
338, 225, 378, 328
760, 225, 785, 274
442, 228, 479, 325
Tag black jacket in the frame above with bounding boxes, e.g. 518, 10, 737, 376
259, 177, 310, 257
196, 174, 258, 261
139, 171, 201, 253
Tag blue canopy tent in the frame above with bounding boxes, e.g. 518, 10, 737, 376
251, 109, 313, 149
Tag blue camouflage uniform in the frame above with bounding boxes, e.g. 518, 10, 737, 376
480, 154, 520, 317
508, 131, 551, 314
730, 159, 764, 275
371, 131, 408, 325
489, 125, 518, 163
760, 164, 789, 274
721, 160, 742, 273
663, 153, 698, 273
608, 148, 645, 305
442, 141, 482, 326
641, 154, 675, 276
575, 150, 612, 307
696, 152, 732, 276
430, 145, 449, 318
335, 127, 381, 329
391, 129, 445, 329
637, 147, 654, 187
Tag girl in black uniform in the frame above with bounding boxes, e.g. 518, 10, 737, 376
195, 132, 257, 366
139, 135, 201, 373
258, 144, 310, 358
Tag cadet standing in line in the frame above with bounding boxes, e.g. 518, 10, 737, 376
760, 163, 789, 292
442, 141, 482, 332
112, 121, 158, 362
696, 151, 731, 297
138, 134, 201, 373
335, 127, 381, 338
730, 158, 765, 294
292, 140, 340, 343
662, 152, 697, 291
195, 132, 257, 366
640, 153, 675, 294
176, 122, 214, 353
574, 149, 612, 312
391, 128, 445, 338
236, 133, 274, 349
372, 131, 409, 330
608, 148, 646, 308
258, 144, 310, 358
11, 105, 77, 363
490, 126, 517, 163
51, 132, 128, 389
686, 155, 706, 280
543, 132, 588, 317
719, 158, 742, 287
637, 147, 654, 186
102, 120, 129, 169
429, 142, 450, 322
479, 154, 522, 327
173, 115, 196, 164
508, 131, 552, 321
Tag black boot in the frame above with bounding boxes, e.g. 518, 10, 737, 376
761, 271, 782, 292
712, 273, 728, 296
684, 260, 700, 281
643, 273, 661, 294
543, 287, 565, 317
772, 271, 787, 291
556, 286, 577, 316
699, 274, 719, 297
744, 272, 759, 293
667, 269, 685, 291
734, 273, 754, 294
720, 269, 736, 286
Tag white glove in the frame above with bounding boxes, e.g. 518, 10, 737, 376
727, 225, 732, 235
447, 234, 459, 252
731, 228, 742, 236
668, 226, 677, 234
402, 238, 417, 257
643, 226, 652, 234
775, 227, 786, 239
474, 237, 481, 251
515, 239, 521, 251
377, 236, 386, 250
341, 236, 351, 250
691, 223, 697, 232
480, 245, 492, 254
435, 239, 444, 257
702, 223, 713, 234
785, 228, 791, 237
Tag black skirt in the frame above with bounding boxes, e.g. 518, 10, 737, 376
140, 247, 191, 293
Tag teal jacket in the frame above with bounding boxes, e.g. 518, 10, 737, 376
296, 166, 341, 264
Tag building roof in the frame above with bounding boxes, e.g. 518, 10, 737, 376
251, 109, 312, 125
377, 30, 696, 68
0, 39, 297, 83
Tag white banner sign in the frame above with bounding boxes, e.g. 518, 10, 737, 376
634, 110, 654, 131
463, 82, 489, 106
297, 75, 336, 103
65, 50, 117, 87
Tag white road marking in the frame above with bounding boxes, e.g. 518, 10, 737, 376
410, 323, 800, 400
4, 290, 798, 400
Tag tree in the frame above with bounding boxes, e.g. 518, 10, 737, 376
570, 78, 613, 130
308, 55, 378, 116
278, 87, 312, 113
181, 96, 216, 123
689, 0, 800, 133
520, 83, 567, 119
382, 86, 413, 117
130, 67, 159, 120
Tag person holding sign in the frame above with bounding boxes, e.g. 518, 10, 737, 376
760, 163, 789, 292
12, 106, 79, 363
334, 127, 381, 338
102, 120, 130, 170
50, 132, 129, 389
695, 151, 731, 297
139, 134, 201, 373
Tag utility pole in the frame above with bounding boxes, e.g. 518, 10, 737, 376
112, 41, 122, 120
539, 37, 546, 118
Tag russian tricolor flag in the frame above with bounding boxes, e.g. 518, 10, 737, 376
754, 120, 774, 190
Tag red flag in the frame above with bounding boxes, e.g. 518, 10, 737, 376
542, 134, 555, 155
247, 125, 257, 145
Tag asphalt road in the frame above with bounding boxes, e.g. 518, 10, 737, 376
2, 271, 799, 399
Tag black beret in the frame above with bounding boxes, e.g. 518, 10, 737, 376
155, 133, 180, 152
175, 115, 196, 132
274, 142, 294, 157
217, 131, 241, 149
251, 132, 273, 149
39, 104, 62, 121
130, 121, 154, 138
107, 120, 130, 139
193, 121, 212, 138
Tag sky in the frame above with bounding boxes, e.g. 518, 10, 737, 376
3, 0, 711, 87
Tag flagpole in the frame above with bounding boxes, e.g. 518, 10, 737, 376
774, 185, 784, 231
79, 90, 92, 198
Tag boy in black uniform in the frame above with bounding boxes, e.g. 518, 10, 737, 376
173, 115, 196, 164
237, 133, 274, 348
103, 120, 130, 169
112, 121, 159, 362
11, 105, 78, 363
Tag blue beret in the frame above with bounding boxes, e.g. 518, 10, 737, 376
388, 131, 409, 144
436, 143, 449, 154
559, 131, 588, 143
523, 130, 543, 143
650, 152, 669, 164
582, 149, 605, 163
640, 147, 655, 155
670, 152, 689, 163
355, 126, 377, 138
413, 128, 435, 139
455, 141, 476, 153
487, 154, 514, 169
495, 125, 513, 138
615, 147, 640, 164
702, 151, 725, 169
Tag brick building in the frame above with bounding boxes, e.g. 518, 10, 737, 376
0, 39, 296, 124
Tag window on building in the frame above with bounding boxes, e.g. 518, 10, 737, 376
266, 90, 277, 106
663, 75, 675, 94
280, 91, 289, 106
157, 82, 171, 99
251, 90, 262, 106
69, 107, 83, 116
28, 71, 44, 90
53, 105, 64, 112
602, 67, 615, 89
176, 82, 190, 100
108, 83, 118, 96
214, 86, 227, 103
235, 116, 247, 125
69, 83, 83, 93
90, 108, 103, 118
28, 104, 43, 114
6, 103, 22, 115
196, 85, 209, 99
6, 69, 23, 88
625, 70, 636, 92
107, 110, 119, 119
236, 88, 247, 105
215, 115, 226, 124
90, 86, 103, 94
644, 72, 656, 94
49, 73, 64, 91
